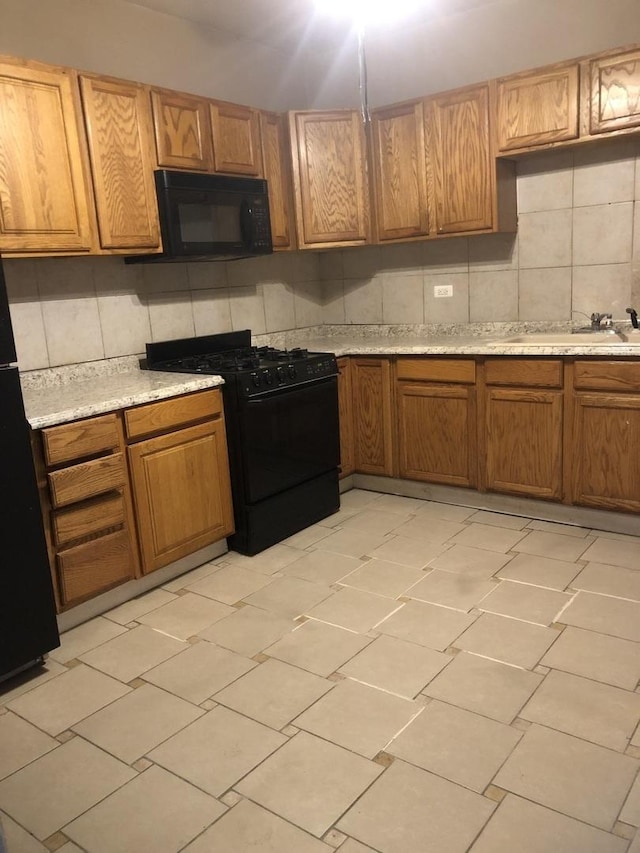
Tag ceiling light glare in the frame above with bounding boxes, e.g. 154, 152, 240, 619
314, 0, 424, 27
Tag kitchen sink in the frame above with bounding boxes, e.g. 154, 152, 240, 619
493, 332, 630, 346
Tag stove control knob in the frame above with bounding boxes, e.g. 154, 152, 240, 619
276, 366, 286, 384
288, 364, 297, 379
251, 372, 260, 387
263, 369, 273, 385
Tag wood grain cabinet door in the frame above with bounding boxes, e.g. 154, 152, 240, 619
589, 49, 640, 134
572, 393, 640, 512
337, 357, 355, 478
398, 383, 476, 487
289, 110, 370, 248
128, 420, 234, 574
495, 64, 579, 152
210, 101, 262, 176
260, 111, 295, 249
151, 89, 213, 171
370, 101, 429, 242
351, 358, 393, 476
426, 85, 493, 234
79, 75, 160, 250
0, 61, 94, 253
485, 388, 563, 501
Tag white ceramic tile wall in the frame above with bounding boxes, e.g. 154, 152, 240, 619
4, 142, 640, 369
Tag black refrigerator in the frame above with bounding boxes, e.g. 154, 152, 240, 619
0, 255, 59, 682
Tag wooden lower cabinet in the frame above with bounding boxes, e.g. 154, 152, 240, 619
337, 357, 355, 477
485, 387, 564, 500
397, 382, 477, 487
38, 412, 138, 610
572, 393, 640, 512
351, 358, 394, 476
128, 418, 234, 574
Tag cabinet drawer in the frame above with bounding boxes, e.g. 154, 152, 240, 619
574, 361, 640, 392
57, 529, 134, 606
396, 358, 476, 384
52, 493, 125, 547
485, 359, 563, 388
125, 389, 223, 439
42, 413, 120, 466
48, 453, 126, 508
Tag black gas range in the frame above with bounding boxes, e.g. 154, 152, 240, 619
144, 330, 340, 555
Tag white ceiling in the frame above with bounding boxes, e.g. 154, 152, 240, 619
123, 0, 504, 54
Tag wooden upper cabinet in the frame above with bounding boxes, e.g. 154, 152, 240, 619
0, 59, 94, 253
79, 74, 160, 250
289, 110, 370, 249
209, 101, 262, 176
260, 111, 295, 250
495, 63, 579, 152
370, 100, 429, 242
426, 85, 493, 235
151, 88, 213, 171
589, 48, 640, 134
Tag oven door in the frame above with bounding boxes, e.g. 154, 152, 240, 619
238, 376, 339, 504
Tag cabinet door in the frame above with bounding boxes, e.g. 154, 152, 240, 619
352, 358, 393, 476
496, 64, 579, 151
0, 61, 94, 253
485, 388, 563, 500
128, 419, 234, 573
370, 101, 429, 242
398, 383, 476, 487
572, 393, 640, 512
79, 75, 160, 250
151, 89, 213, 171
210, 101, 262, 176
589, 49, 640, 134
427, 85, 493, 234
260, 111, 295, 249
289, 110, 370, 248
337, 357, 355, 478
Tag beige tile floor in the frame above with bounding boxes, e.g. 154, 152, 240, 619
1, 488, 640, 852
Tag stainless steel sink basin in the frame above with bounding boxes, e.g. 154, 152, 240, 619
494, 332, 626, 346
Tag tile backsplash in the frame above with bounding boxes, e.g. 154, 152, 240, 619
5, 140, 640, 370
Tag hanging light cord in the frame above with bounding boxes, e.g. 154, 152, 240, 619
357, 23, 370, 123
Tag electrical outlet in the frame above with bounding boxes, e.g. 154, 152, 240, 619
434, 284, 453, 298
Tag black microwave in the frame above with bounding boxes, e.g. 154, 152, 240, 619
126, 170, 273, 263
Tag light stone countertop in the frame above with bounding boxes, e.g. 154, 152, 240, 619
23, 369, 224, 430
21, 327, 640, 430
298, 333, 640, 358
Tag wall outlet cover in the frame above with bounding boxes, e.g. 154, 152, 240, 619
434, 284, 453, 298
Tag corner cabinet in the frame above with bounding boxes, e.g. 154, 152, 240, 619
483, 359, 564, 501
396, 358, 477, 488
0, 58, 95, 254
369, 101, 429, 242
125, 389, 234, 574
151, 88, 213, 172
79, 74, 161, 251
426, 85, 494, 235
288, 110, 371, 249
570, 361, 640, 512
494, 63, 580, 152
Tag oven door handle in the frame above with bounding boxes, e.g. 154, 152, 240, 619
244, 374, 338, 401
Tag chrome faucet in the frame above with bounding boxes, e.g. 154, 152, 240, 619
590, 312, 613, 330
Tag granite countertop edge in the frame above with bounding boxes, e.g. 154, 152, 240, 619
23, 371, 225, 431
